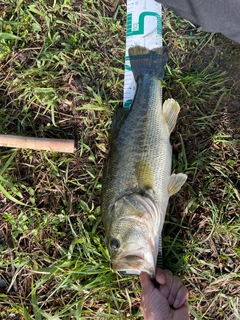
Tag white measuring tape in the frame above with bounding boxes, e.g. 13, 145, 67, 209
122, 0, 163, 270
123, 0, 162, 109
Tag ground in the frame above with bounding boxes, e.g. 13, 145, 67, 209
0, 1, 239, 319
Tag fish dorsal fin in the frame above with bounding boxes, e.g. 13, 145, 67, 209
168, 173, 187, 196
136, 160, 154, 190
162, 99, 180, 133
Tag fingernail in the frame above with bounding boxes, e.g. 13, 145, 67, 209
168, 295, 174, 306
173, 299, 180, 308
159, 274, 166, 283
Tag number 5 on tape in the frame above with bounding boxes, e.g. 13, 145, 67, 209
123, 0, 163, 109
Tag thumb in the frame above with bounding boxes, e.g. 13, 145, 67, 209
140, 272, 154, 293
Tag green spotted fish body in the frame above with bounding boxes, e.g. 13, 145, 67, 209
101, 46, 187, 278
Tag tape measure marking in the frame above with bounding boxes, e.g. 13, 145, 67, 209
123, 0, 162, 109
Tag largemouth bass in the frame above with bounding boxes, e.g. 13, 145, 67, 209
101, 46, 187, 278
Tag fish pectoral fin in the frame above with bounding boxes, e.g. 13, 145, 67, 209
162, 99, 180, 134
168, 173, 187, 196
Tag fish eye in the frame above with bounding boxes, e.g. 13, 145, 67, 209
110, 238, 120, 250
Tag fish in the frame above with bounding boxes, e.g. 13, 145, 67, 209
101, 46, 187, 278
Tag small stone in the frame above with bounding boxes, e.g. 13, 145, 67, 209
0, 278, 7, 289
0, 230, 5, 244
233, 133, 240, 139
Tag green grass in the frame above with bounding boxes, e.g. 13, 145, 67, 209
1, 1, 240, 319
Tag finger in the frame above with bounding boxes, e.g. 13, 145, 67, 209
173, 285, 189, 309
155, 268, 166, 285
159, 269, 173, 298
168, 275, 183, 305
173, 299, 190, 320
140, 271, 155, 314
140, 271, 154, 293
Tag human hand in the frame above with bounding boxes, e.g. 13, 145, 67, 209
140, 268, 189, 320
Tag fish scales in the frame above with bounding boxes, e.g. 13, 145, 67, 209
102, 76, 170, 214
101, 46, 187, 277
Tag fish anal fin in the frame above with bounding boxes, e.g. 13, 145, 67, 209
136, 160, 154, 190
168, 173, 187, 196
110, 106, 130, 142
162, 98, 180, 133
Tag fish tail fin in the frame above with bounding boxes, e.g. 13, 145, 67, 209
128, 46, 169, 80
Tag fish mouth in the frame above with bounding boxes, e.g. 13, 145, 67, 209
112, 248, 155, 277
116, 249, 145, 261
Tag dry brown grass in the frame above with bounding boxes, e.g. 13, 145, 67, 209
0, 1, 239, 319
